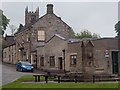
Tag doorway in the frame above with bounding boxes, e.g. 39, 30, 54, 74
112, 51, 118, 74
58, 57, 63, 69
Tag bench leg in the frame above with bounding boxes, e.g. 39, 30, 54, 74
93, 75, 95, 83
45, 76, 48, 83
75, 76, 77, 83
38, 76, 40, 82
34, 76, 37, 82
58, 76, 60, 83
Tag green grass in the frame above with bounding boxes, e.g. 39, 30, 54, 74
2, 75, 119, 88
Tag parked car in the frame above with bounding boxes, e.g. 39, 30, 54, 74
16, 61, 34, 72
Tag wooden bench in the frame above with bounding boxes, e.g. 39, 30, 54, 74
60, 72, 84, 83
33, 74, 61, 83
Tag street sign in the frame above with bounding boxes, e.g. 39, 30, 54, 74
105, 49, 109, 58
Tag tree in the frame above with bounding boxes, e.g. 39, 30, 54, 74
74, 30, 100, 39
2, 14, 9, 30
92, 33, 101, 38
115, 21, 120, 35
9, 25, 17, 36
68, 28, 75, 38
0, 10, 10, 35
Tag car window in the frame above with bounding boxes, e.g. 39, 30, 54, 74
18, 62, 21, 65
21, 62, 31, 65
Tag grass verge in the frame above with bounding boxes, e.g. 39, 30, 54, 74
2, 75, 119, 89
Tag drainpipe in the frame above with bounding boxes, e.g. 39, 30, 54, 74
62, 49, 65, 73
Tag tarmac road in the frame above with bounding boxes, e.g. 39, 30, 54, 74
1, 61, 39, 86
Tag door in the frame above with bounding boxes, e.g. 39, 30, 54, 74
58, 57, 63, 69
112, 51, 118, 74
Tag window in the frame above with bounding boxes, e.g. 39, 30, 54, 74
38, 30, 45, 41
9, 55, 11, 61
26, 51, 28, 60
40, 57, 44, 66
50, 56, 55, 67
26, 34, 29, 42
3, 52, 6, 58
70, 55, 77, 65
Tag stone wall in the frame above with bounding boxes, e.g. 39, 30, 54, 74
37, 35, 67, 70
67, 38, 118, 75
93, 38, 118, 74
67, 42, 83, 72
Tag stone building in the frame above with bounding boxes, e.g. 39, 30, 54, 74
3, 35, 16, 64
36, 34, 119, 75
2, 4, 119, 76
67, 38, 119, 75
37, 34, 68, 70
14, 4, 74, 68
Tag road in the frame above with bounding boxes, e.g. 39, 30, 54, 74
1, 61, 39, 86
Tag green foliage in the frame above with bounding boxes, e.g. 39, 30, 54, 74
0, 10, 9, 35
2, 14, 9, 30
115, 21, 120, 35
69, 28, 75, 38
74, 30, 100, 39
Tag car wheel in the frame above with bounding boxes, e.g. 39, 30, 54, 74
16, 68, 18, 71
31, 70, 34, 72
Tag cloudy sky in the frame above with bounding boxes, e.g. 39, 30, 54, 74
1, 2, 118, 37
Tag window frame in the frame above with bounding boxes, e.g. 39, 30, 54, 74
70, 55, 77, 66
40, 56, 44, 66
37, 30, 45, 41
49, 56, 55, 67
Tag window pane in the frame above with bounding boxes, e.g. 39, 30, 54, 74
70, 55, 77, 65
40, 57, 44, 66
50, 56, 55, 67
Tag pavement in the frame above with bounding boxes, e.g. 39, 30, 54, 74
1, 61, 43, 86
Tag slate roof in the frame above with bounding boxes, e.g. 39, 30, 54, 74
68, 38, 97, 43
4, 35, 15, 47
46, 34, 66, 43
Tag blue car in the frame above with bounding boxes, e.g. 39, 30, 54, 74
16, 61, 34, 72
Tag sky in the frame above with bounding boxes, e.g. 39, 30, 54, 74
1, 1, 118, 37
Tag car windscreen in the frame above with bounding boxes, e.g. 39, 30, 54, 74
21, 62, 32, 65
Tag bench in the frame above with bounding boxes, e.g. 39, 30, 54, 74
33, 74, 61, 83
59, 72, 84, 83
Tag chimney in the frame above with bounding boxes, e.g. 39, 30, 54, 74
25, 6, 28, 14
47, 4, 53, 14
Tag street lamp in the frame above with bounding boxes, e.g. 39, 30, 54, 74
62, 49, 65, 73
